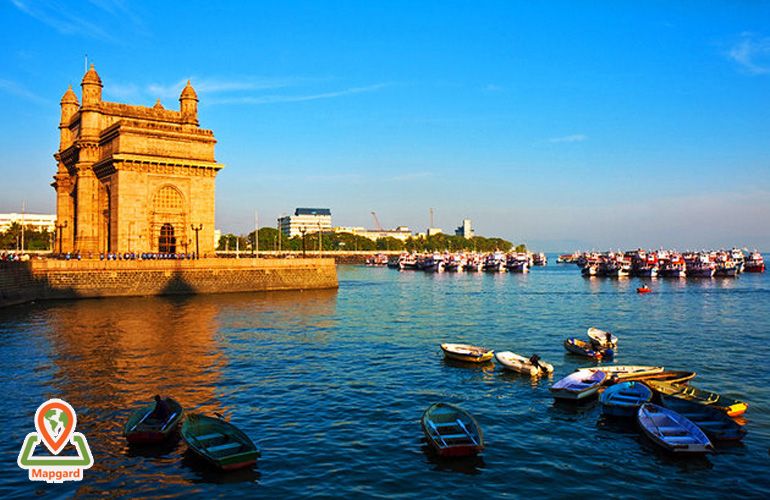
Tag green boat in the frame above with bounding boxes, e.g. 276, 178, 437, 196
181, 413, 259, 470
123, 397, 184, 444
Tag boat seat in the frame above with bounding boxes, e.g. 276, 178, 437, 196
440, 433, 473, 441
664, 437, 697, 443
207, 442, 241, 453
196, 433, 224, 442
433, 422, 460, 429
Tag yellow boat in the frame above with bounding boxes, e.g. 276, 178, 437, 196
440, 343, 494, 363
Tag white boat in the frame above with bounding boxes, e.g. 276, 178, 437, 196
589, 365, 664, 382
494, 351, 553, 376
587, 327, 618, 348
550, 369, 607, 400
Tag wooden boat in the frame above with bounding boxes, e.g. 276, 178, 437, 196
494, 351, 553, 376
636, 286, 652, 294
563, 338, 612, 360
646, 381, 748, 417
440, 343, 494, 363
550, 369, 607, 401
123, 397, 184, 444
421, 403, 484, 457
638, 403, 713, 454
600, 381, 652, 417
587, 327, 618, 348
641, 370, 696, 384
181, 414, 260, 470
591, 365, 664, 383
660, 395, 746, 441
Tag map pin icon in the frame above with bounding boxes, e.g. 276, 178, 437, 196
34, 399, 77, 455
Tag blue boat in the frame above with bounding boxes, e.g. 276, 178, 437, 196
660, 395, 747, 442
637, 403, 713, 454
599, 381, 652, 417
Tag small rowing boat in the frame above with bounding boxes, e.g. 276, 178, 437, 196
646, 381, 748, 417
494, 351, 553, 376
636, 286, 652, 294
640, 370, 696, 384
660, 395, 746, 441
587, 327, 618, 348
421, 403, 484, 457
124, 397, 184, 444
590, 365, 664, 383
638, 403, 713, 454
440, 343, 494, 363
600, 381, 652, 417
550, 369, 607, 401
563, 338, 613, 360
181, 414, 260, 470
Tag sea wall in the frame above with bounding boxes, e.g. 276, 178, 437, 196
0, 258, 337, 308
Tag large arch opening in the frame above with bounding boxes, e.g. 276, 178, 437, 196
151, 185, 186, 253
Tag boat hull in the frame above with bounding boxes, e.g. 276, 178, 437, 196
124, 398, 184, 445
181, 414, 260, 471
421, 403, 484, 457
638, 403, 713, 454
441, 343, 494, 363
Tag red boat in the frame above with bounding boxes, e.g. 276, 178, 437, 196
745, 252, 765, 273
637, 286, 652, 294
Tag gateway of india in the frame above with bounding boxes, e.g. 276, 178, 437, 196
53, 65, 223, 256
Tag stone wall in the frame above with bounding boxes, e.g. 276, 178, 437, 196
0, 258, 337, 308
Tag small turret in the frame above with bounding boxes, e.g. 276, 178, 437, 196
81, 64, 102, 105
153, 98, 164, 110
179, 80, 198, 126
60, 85, 79, 123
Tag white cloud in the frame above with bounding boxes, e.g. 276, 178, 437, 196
727, 33, 770, 75
548, 134, 588, 143
207, 83, 391, 106
0, 79, 48, 105
11, 0, 117, 42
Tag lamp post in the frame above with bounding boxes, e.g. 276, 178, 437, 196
191, 224, 203, 259
300, 227, 307, 258
55, 220, 68, 255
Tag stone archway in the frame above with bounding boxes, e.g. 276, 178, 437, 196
151, 185, 186, 253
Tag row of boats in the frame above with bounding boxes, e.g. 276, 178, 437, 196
123, 400, 259, 471
432, 334, 748, 457
368, 251, 549, 273
567, 248, 765, 278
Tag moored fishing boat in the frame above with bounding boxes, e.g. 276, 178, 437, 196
494, 351, 553, 376
659, 253, 686, 278
181, 414, 260, 470
685, 253, 715, 278
421, 403, 484, 457
399, 254, 419, 270
587, 327, 618, 349
483, 251, 507, 273
440, 343, 494, 363
590, 365, 664, 383
745, 251, 765, 273
365, 253, 389, 266
505, 253, 529, 273
124, 397, 184, 444
637, 403, 713, 454
550, 369, 607, 401
600, 381, 653, 417
646, 380, 748, 417
563, 338, 613, 360
660, 395, 747, 441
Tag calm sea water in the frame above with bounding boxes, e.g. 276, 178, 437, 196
1, 258, 769, 498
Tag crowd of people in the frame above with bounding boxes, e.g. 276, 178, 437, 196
0, 252, 200, 262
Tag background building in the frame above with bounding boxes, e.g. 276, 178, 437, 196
278, 208, 332, 237
53, 66, 223, 256
455, 219, 474, 239
0, 213, 56, 233
332, 225, 412, 242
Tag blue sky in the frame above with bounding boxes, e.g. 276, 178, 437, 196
1, 1, 769, 251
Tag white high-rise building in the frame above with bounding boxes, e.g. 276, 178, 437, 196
455, 219, 474, 238
278, 208, 332, 237
0, 213, 56, 233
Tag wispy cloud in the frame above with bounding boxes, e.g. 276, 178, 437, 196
0, 79, 48, 105
727, 33, 770, 75
390, 171, 434, 182
548, 133, 588, 144
11, 0, 117, 42
483, 84, 504, 92
144, 77, 304, 100
208, 83, 391, 105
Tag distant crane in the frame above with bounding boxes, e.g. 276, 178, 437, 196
371, 211, 384, 231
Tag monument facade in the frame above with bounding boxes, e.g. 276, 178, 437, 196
53, 65, 223, 255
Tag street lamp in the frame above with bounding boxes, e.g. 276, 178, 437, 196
55, 220, 68, 255
191, 224, 203, 259
300, 227, 307, 258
